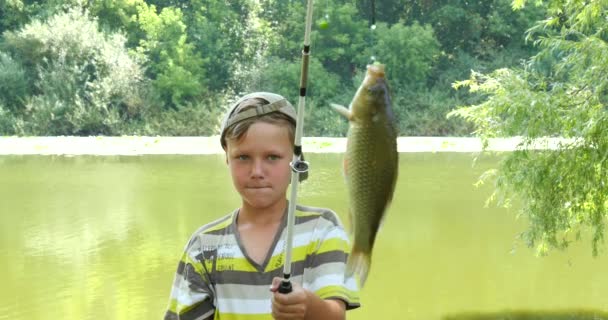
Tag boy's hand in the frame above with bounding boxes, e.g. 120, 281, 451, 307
270, 277, 309, 320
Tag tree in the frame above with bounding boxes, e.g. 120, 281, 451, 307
3, 8, 145, 135
180, 0, 261, 92
449, 0, 608, 255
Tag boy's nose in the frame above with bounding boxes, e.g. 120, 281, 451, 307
250, 159, 265, 178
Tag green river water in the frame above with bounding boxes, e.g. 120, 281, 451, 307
0, 153, 606, 319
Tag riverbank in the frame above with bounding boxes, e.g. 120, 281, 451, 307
0, 136, 571, 155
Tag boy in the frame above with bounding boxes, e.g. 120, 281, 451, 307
164, 92, 360, 320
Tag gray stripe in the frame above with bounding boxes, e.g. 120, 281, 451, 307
346, 303, 361, 310
176, 260, 186, 275
164, 310, 178, 320
211, 250, 346, 286
319, 210, 340, 227
296, 205, 341, 227
327, 298, 360, 311
176, 262, 214, 294
214, 275, 303, 300
202, 206, 336, 236
296, 204, 330, 214
295, 214, 319, 225
308, 250, 348, 268
164, 300, 214, 320
200, 212, 235, 236
214, 259, 307, 285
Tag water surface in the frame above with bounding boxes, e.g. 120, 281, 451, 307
0, 153, 606, 319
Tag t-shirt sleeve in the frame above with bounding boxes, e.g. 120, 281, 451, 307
304, 222, 361, 310
164, 235, 215, 320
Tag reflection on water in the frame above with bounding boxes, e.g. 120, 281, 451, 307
0, 153, 607, 319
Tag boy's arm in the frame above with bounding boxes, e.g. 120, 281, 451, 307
270, 277, 345, 320
164, 238, 216, 320
303, 291, 346, 320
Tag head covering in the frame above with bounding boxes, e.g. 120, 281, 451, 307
220, 92, 297, 148
220, 92, 307, 181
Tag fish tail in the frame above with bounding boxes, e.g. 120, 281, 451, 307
346, 247, 371, 288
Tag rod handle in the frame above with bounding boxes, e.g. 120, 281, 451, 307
278, 279, 292, 294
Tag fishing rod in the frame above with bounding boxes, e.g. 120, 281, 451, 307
279, 0, 314, 294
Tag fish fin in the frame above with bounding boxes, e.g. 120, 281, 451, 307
346, 247, 371, 288
343, 157, 348, 178
330, 103, 352, 120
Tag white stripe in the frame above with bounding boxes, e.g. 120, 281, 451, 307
196, 219, 348, 260
172, 286, 209, 306
216, 298, 271, 314
271, 227, 349, 256
200, 230, 319, 260
271, 232, 314, 256
305, 272, 358, 293
194, 310, 214, 320
320, 227, 350, 243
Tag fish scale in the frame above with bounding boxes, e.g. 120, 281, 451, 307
349, 121, 397, 246
332, 64, 398, 287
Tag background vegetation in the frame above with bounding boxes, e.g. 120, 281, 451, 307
0, 0, 546, 136
450, 0, 608, 256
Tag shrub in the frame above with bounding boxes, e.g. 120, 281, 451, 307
135, 91, 229, 136
0, 51, 28, 113
3, 8, 146, 135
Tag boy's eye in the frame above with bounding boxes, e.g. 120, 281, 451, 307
237, 155, 249, 160
267, 155, 281, 161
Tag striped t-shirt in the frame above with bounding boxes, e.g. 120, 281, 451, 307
165, 204, 360, 320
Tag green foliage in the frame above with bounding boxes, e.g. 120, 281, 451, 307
183, 0, 259, 92
311, 2, 368, 80
2, 8, 145, 135
450, 0, 608, 255
370, 21, 440, 90
395, 88, 472, 136
262, 0, 305, 61
0, 0, 27, 34
0, 103, 19, 135
0, 51, 28, 112
0, 0, 548, 136
133, 4, 206, 108
140, 93, 228, 136
430, 4, 484, 53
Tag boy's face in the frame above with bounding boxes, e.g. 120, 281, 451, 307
225, 122, 293, 211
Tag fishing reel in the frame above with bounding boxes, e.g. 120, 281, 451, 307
290, 150, 309, 183
290, 159, 309, 173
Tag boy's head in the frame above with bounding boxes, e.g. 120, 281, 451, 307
220, 92, 307, 183
220, 92, 297, 150
220, 92, 303, 209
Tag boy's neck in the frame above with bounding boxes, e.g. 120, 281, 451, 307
238, 199, 288, 226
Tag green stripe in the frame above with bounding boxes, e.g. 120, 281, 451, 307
316, 285, 360, 304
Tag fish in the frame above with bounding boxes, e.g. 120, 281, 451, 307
331, 63, 398, 287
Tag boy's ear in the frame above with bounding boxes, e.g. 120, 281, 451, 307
225, 152, 229, 165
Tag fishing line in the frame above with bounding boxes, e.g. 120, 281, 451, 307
319, 0, 330, 30
369, 0, 377, 64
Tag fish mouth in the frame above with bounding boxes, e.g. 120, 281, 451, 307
367, 64, 385, 78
